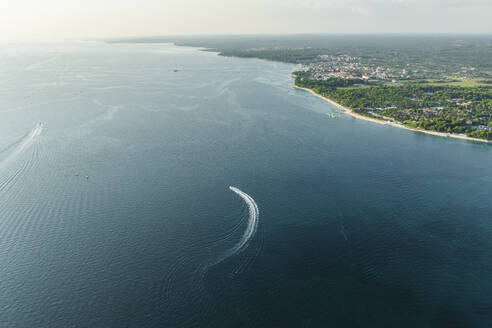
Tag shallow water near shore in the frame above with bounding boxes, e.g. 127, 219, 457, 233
1, 42, 492, 327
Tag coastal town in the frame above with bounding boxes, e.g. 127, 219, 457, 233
302, 54, 394, 81
294, 61, 492, 140
301, 54, 484, 83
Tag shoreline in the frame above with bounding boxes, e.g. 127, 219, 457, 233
294, 85, 492, 144
168, 43, 491, 145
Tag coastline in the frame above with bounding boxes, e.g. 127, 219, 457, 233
169, 43, 491, 145
294, 85, 492, 144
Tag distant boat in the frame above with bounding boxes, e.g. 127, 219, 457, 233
174, 69, 178, 72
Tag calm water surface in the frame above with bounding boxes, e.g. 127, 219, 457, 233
0, 42, 492, 327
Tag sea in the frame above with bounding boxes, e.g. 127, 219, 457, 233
1, 41, 492, 327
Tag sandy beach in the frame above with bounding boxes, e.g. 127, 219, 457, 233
295, 86, 492, 144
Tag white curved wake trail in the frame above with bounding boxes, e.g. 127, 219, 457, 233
199, 186, 260, 284
228, 186, 260, 256
0, 123, 43, 170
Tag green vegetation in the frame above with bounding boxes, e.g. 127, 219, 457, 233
295, 74, 492, 140
411, 79, 492, 88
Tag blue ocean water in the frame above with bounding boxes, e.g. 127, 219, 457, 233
0, 41, 492, 327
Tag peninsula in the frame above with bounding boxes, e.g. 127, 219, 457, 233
110, 35, 492, 141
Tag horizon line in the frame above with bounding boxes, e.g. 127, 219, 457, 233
2, 32, 492, 43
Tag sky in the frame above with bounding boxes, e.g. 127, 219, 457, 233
0, 0, 491, 40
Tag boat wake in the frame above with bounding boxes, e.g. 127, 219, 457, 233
0, 123, 43, 170
226, 186, 260, 258
158, 186, 261, 317
203, 186, 260, 274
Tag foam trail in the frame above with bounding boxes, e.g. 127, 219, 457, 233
0, 123, 43, 170
227, 186, 259, 256
200, 186, 259, 284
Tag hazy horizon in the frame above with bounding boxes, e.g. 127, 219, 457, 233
1, 0, 491, 41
